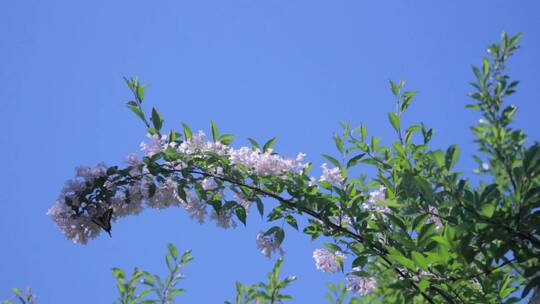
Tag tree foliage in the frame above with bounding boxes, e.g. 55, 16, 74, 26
5, 32, 539, 303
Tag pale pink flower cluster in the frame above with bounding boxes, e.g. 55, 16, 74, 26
140, 130, 309, 178
146, 178, 182, 209
210, 209, 237, 229
233, 191, 253, 211
319, 163, 344, 184
256, 232, 285, 258
47, 163, 109, 244
229, 148, 308, 177
47, 202, 101, 244
427, 206, 443, 231
51, 130, 310, 244
177, 130, 230, 156
313, 248, 346, 273
361, 186, 391, 215
49, 155, 233, 243
140, 134, 168, 157
346, 268, 377, 296
201, 178, 218, 190
110, 154, 145, 217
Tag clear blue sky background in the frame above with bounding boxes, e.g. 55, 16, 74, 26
1, 1, 539, 303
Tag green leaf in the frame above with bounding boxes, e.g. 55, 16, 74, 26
431, 235, 450, 248
211, 120, 219, 142
136, 84, 145, 101
401, 91, 416, 112
482, 57, 490, 76
388, 112, 400, 133
263, 137, 277, 152
126, 101, 146, 124
431, 150, 445, 167
151, 107, 163, 131
235, 205, 247, 225
480, 203, 495, 218
360, 124, 367, 141
333, 133, 344, 154
255, 199, 264, 218
169, 289, 185, 296
168, 243, 178, 260
165, 252, 173, 270
182, 123, 192, 139
275, 228, 285, 245
111, 267, 126, 280
389, 248, 415, 270
347, 153, 365, 168
218, 134, 234, 145
285, 215, 298, 230
445, 145, 459, 170
418, 279, 429, 292
148, 182, 157, 197
411, 251, 429, 270
389, 80, 399, 97
322, 154, 341, 168
352, 256, 368, 268
247, 138, 260, 149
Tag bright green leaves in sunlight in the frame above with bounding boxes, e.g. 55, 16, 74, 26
225, 258, 296, 304
0, 288, 36, 304
112, 243, 192, 304
39, 31, 540, 304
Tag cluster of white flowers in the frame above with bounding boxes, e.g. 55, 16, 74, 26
361, 186, 391, 215
47, 163, 110, 244
256, 232, 285, 258
427, 206, 443, 231
229, 148, 308, 177
209, 209, 237, 229
50, 130, 311, 244
177, 130, 230, 156
201, 178, 218, 190
140, 131, 309, 179
312, 248, 346, 273
346, 268, 377, 296
49, 154, 235, 243
319, 163, 344, 184
140, 134, 168, 157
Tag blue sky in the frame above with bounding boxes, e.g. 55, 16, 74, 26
1, 1, 539, 303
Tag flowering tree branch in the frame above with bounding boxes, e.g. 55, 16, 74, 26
46, 32, 540, 303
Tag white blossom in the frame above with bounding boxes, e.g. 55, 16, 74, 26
313, 248, 346, 273
110, 185, 144, 218
346, 268, 377, 296
210, 209, 237, 229
427, 206, 443, 231
319, 163, 344, 184
256, 232, 284, 258
361, 186, 390, 215
229, 147, 307, 177
146, 177, 182, 209
140, 133, 167, 157
48, 163, 110, 243
47, 202, 101, 244
51, 130, 311, 244
201, 178, 218, 190
181, 193, 207, 224
234, 192, 253, 211
177, 130, 230, 156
